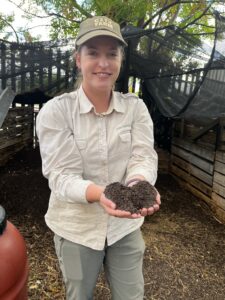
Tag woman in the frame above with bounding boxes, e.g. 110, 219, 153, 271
36, 16, 161, 300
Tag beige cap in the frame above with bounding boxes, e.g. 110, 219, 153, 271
75, 16, 127, 47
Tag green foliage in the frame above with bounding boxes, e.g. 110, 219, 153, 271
1, 0, 224, 42
38, 0, 217, 40
0, 12, 15, 40
88, 0, 148, 26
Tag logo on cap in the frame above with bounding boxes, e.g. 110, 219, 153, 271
94, 17, 113, 29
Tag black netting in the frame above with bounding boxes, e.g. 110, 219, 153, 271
122, 12, 225, 125
1, 13, 225, 131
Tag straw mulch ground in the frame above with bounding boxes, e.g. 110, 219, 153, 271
1, 147, 225, 300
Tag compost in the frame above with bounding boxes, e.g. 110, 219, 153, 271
104, 181, 157, 213
0, 147, 225, 300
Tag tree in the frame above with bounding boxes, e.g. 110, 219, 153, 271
4, 0, 225, 41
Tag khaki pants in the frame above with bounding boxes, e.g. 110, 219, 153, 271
54, 229, 145, 300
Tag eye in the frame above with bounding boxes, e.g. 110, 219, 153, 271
88, 50, 98, 57
109, 52, 118, 58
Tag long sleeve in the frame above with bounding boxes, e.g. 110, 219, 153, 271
36, 98, 93, 204
125, 99, 158, 185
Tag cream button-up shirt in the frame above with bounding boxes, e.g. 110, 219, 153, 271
36, 86, 158, 250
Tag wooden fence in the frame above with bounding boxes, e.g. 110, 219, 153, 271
0, 40, 75, 96
212, 151, 225, 222
0, 40, 76, 166
170, 118, 225, 223
0, 106, 33, 166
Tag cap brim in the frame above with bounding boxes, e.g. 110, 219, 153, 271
76, 30, 127, 47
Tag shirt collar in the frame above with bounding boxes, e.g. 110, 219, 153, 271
78, 85, 125, 115
78, 86, 94, 114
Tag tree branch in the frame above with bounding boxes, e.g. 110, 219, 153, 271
6, 0, 82, 23
0, 16, 19, 42
143, 0, 202, 28
72, 0, 92, 18
179, 4, 213, 31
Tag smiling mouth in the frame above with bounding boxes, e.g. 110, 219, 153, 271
94, 72, 112, 78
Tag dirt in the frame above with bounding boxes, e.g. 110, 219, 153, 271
104, 181, 157, 213
0, 147, 225, 300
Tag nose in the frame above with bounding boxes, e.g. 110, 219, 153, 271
98, 55, 109, 68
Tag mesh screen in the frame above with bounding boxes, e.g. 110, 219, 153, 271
1, 13, 225, 140
122, 13, 225, 126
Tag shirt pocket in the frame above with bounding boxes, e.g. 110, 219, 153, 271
116, 126, 132, 154
75, 137, 87, 150
119, 131, 131, 143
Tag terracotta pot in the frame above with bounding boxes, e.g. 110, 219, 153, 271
0, 205, 28, 300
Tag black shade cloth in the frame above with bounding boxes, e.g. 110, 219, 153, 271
122, 12, 225, 125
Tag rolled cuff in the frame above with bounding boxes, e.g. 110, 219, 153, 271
65, 178, 94, 204
49, 172, 94, 204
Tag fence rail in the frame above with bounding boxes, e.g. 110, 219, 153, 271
0, 106, 33, 166
171, 118, 225, 223
0, 40, 76, 96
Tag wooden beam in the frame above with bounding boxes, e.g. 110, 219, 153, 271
211, 204, 225, 224
171, 164, 212, 196
214, 161, 225, 175
215, 151, 225, 163
213, 182, 225, 198
171, 173, 212, 205
172, 138, 215, 161
172, 146, 214, 174
212, 192, 225, 210
191, 119, 219, 141
171, 155, 213, 186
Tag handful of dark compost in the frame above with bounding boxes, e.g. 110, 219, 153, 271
104, 181, 157, 214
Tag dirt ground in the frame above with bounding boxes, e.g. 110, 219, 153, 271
1, 147, 225, 300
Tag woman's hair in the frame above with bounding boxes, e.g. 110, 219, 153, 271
73, 42, 125, 90
74, 69, 83, 90
73, 46, 83, 90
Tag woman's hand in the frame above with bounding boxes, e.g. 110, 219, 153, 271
98, 184, 161, 219
126, 180, 161, 217
99, 193, 142, 219
139, 189, 161, 217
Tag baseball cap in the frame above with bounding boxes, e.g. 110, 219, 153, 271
75, 16, 127, 47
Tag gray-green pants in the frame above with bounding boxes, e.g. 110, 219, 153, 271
54, 229, 145, 300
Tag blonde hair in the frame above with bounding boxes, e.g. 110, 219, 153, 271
74, 72, 82, 90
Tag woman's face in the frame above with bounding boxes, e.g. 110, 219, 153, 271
75, 36, 123, 93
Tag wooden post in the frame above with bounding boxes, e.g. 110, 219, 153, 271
1, 43, 7, 90
57, 49, 61, 92
10, 44, 16, 91
48, 49, 53, 90
217, 117, 225, 151
180, 118, 185, 138
20, 49, 26, 92
64, 51, 70, 90
183, 73, 188, 95
30, 48, 35, 89
39, 46, 44, 89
